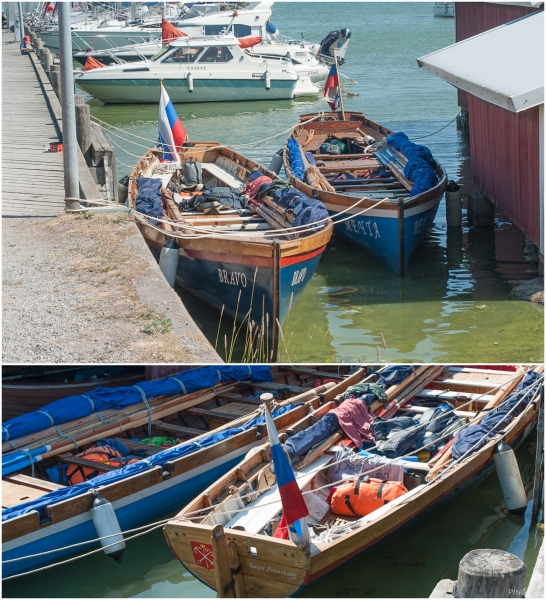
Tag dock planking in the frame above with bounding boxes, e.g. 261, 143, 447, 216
2, 32, 65, 217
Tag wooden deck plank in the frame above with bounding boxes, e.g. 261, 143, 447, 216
2, 33, 65, 217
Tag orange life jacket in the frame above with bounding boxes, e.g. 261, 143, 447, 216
66, 444, 140, 486
330, 478, 408, 517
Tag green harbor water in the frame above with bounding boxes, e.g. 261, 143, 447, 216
4, 432, 542, 598
81, 1, 543, 363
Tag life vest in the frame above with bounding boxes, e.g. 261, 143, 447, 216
330, 478, 408, 517
66, 444, 140, 486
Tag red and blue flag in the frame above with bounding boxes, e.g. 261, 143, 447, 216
323, 63, 341, 111
264, 407, 310, 545
158, 85, 187, 163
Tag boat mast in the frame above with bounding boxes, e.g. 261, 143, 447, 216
333, 47, 345, 120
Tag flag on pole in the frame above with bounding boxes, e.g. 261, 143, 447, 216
323, 62, 341, 111
158, 84, 187, 163
264, 407, 310, 545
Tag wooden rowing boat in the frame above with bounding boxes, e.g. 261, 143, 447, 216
283, 111, 447, 275
164, 365, 541, 597
1, 366, 354, 578
2, 366, 145, 421
128, 144, 333, 360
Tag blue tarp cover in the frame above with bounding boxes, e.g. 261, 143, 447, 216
451, 371, 541, 460
287, 138, 305, 180
2, 366, 272, 444
385, 132, 437, 197
135, 177, 164, 222
2, 402, 298, 522
269, 187, 329, 233
377, 366, 414, 387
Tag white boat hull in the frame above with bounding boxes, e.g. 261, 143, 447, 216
75, 77, 317, 104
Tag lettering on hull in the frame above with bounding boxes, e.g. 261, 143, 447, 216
345, 218, 381, 238
249, 562, 297, 579
291, 267, 307, 286
218, 269, 248, 287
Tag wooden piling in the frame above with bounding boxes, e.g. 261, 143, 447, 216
74, 94, 91, 163
457, 549, 526, 598
211, 525, 236, 598
50, 64, 61, 102
430, 549, 527, 598
42, 48, 52, 73
34, 39, 43, 60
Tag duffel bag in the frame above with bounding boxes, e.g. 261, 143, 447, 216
182, 159, 203, 186
330, 477, 408, 517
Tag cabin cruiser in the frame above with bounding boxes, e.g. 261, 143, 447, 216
74, 34, 319, 104
39, 2, 274, 53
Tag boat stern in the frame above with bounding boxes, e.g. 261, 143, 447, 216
164, 521, 309, 597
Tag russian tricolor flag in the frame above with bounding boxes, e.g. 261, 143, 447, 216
158, 84, 187, 163
264, 407, 310, 545
323, 63, 341, 111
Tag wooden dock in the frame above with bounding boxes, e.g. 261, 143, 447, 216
2, 31, 65, 217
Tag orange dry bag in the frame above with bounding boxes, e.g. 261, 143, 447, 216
330, 477, 408, 517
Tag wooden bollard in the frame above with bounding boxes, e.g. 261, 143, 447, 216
42, 48, 52, 72
50, 64, 61, 102
35, 39, 44, 60
30, 32, 37, 45
430, 549, 527, 598
74, 94, 91, 161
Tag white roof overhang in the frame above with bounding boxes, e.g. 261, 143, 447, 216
417, 11, 544, 112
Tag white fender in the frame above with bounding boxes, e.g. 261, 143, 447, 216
264, 70, 271, 91
187, 71, 193, 93
159, 237, 178, 288
90, 490, 125, 562
493, 440, 528, 515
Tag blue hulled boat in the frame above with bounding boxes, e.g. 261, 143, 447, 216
2, 366, 352, 577
283, 111, 447, 275
128, 144, 333, 359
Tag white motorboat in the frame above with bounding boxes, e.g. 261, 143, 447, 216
74, 34, 319, 104
434, 2, 455, 17
40, 1, 274, 54
73, 18, 350, 83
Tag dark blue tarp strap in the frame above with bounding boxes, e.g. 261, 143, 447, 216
133, 385, 152, 437
141, 458, 153, 470
2, 427, 9, 442
171, 378, 187, 395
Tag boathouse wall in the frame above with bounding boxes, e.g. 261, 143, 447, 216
466, 95, 541, 248
454, 2, 543, 250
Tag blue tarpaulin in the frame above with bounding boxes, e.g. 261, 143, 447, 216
452, 371, 541, 460
287, 138, 305, 180
377, 366, 414, 387
2, 402, 298, 522
385, 132, 437, 197
2, 366, 272, 445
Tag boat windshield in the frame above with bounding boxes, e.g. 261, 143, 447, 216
162, 46, 205, 63
150, 45, 171, 62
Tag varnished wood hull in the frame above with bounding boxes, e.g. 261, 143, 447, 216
164, 367, 541, 597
